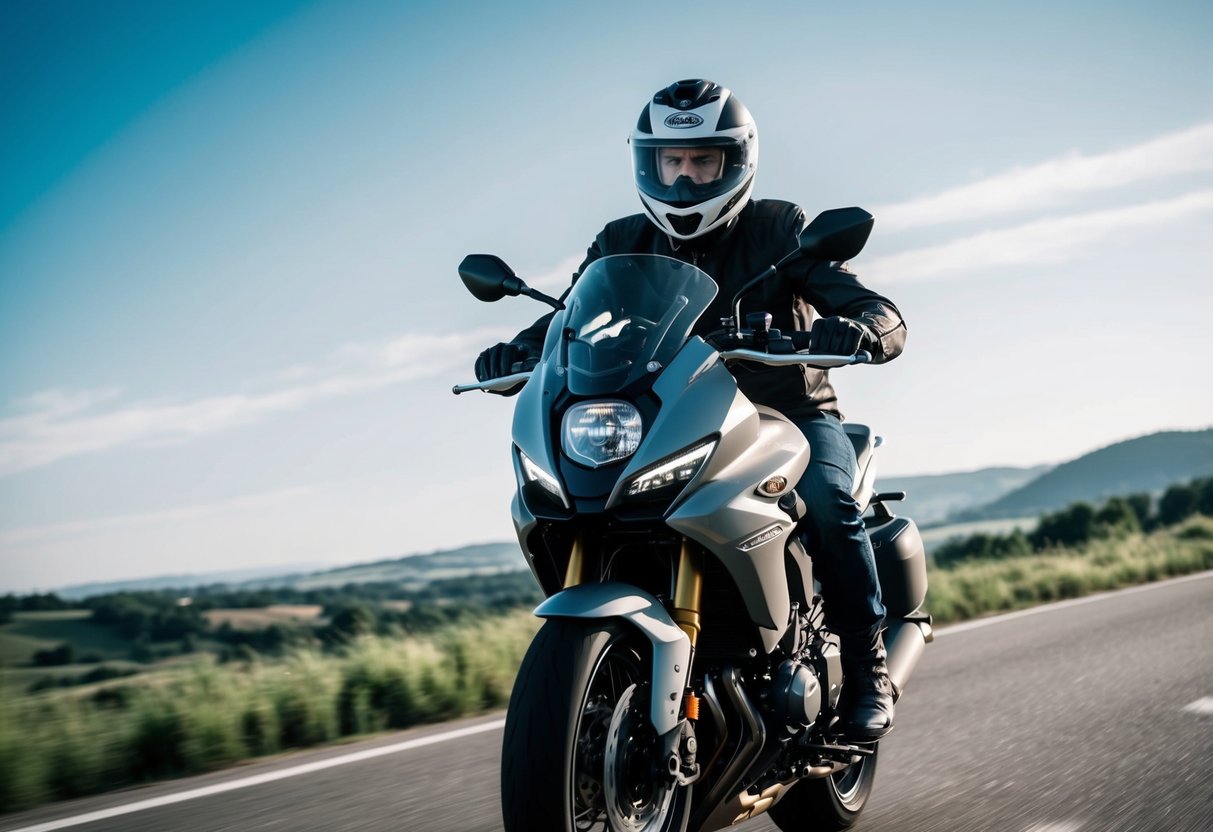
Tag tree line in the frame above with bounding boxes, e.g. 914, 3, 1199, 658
932, 475, 1213, 568
3, 570, 543, 668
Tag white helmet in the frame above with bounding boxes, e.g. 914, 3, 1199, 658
629, 79, 759, 241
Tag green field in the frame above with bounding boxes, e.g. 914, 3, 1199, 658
0, 611, 134, 666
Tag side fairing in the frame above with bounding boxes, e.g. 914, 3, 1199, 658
510, 355, 562, 485
509, 357, 563, 588
666, 406, 808, 654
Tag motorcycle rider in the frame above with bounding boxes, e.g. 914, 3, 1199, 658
475, 79, 906, 740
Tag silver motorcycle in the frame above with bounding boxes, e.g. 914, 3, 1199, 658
455, 208, 932, 832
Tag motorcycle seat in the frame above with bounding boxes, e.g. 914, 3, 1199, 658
844, 423, 874, 471
844, 423, 879, 509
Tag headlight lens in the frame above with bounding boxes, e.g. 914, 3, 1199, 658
519, 449, 568, 507
561, 401, 643, 468
624, 440, 716, 500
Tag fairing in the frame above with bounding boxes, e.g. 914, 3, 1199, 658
509, 256, 812, 654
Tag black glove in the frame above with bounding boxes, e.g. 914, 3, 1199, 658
809, 317, 872, 356
475, 342, 533, 381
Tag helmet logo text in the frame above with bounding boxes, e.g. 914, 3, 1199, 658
664, 113, 704, 129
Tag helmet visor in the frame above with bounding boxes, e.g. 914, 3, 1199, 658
633, 137, 753, 208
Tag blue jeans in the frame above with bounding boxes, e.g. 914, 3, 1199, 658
791, 412, 885, 638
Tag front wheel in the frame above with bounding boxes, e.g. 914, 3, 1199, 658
767, 744, 879, 831
501, 618, 690, 832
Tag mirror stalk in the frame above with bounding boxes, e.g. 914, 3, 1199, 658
731, 264, 778, 332
521, 286, 565, 310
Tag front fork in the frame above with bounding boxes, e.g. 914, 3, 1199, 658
561, 532, 705, 652
559, 533, 704, 779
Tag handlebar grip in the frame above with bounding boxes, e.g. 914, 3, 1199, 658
789, 331, 813, 351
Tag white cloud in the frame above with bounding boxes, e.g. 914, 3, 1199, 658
0, 328, 511, 477
527, 253, 585, 291
874, 122, 1213, 231
862, 190, 1213, 283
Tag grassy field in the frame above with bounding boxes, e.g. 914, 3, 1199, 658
0, 611, 134, 665
926, 515, 1213, 623
0, 611, 541, 812
203, 605, 325, 630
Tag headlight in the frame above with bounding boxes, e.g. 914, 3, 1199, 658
519, 449, 568, 508
624, 440, 716, 500
561, 401, 643, 468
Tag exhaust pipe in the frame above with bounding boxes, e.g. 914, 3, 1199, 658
884, 617, 933, 698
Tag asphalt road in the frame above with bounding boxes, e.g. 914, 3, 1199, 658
4, 572, 1211, 832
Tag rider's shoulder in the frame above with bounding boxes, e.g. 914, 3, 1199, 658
601, 213, 652, 234
745, 198, 805, 218
597, 213, 658, 250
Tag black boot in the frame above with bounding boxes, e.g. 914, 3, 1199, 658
838, 630, 895, 740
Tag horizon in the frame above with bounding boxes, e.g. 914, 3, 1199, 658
10, 423, 1211, 595
3, 1, 1211, 591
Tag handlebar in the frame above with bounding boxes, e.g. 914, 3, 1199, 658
451, 350, 869, 394
717, 349, 871, 369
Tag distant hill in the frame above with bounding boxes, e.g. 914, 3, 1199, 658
952, 428, 1213, 521
53, 544, 526, 599
879, 465, 1052, 525
54, 563, 334, 601
278, 542, 524, 590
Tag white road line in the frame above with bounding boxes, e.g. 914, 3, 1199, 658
8, 569, 1211, 832
3, 719, 506, 832
1024, 822, 1083, 832
933, 569, 1213, 638
1182, 696, 1213, 716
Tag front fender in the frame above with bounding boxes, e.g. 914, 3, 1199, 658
534, 582, 691, 736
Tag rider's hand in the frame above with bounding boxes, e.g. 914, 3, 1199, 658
475, 342, 533, 381
809, 317, 872, 356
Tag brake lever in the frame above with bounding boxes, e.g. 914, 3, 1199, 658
452, 371, 533, 395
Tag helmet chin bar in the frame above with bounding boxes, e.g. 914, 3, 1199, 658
639, 175, 755, 241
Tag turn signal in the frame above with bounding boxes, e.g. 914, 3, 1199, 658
758, 476, 788, 496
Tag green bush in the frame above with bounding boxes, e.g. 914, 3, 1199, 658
0, 700, 49, 811
240, 699, 281, 756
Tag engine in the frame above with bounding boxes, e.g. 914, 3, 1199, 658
770, 659, 823, 732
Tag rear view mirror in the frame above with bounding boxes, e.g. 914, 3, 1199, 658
459, 254, 523, 302
799, 208, 874, 262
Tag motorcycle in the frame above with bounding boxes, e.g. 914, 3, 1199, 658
453, 207, 932, 832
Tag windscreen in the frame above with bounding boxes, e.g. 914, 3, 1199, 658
548, 254, 718, 396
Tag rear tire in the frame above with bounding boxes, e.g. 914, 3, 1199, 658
500, 618, 690, 832
767, 744, 879, 831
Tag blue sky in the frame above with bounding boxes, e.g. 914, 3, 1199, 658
2, 0, 1211, 591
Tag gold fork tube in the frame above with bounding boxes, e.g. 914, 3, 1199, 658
671, 538, 704, 648
563, 533, 585, 588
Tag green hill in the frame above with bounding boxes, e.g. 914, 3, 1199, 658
880, 465, 1052, 525
280, 542, 524, 590
54, 543, 526, 599
953, 428, 1213, 521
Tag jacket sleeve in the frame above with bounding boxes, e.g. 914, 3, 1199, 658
781, 206, 906, 363
509, 234, 605, 354
798, 260, 907, 363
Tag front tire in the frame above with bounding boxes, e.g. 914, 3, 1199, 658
767, 744, 879, 831
501, 618, 690, 832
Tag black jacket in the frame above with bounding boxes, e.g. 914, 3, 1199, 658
511, 199, 906, 418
